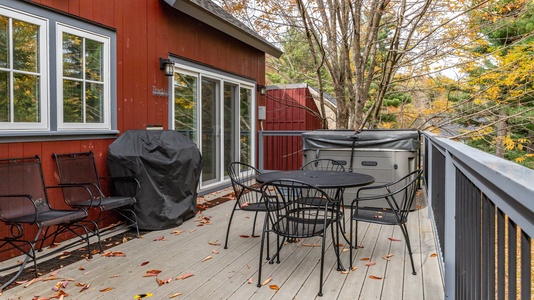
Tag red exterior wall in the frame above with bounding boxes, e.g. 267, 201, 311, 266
263, 87, 323, 170
0, 0, 266, 260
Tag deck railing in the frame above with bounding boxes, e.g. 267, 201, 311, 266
257, 130, 534, 300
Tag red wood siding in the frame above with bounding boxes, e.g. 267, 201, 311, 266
0, 0, 266, 261
263, 87, 323, 170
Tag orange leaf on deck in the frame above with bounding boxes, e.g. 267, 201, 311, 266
239, 235, 250, 238
301, 244, 321, 247
78, 266, 85, 271
262, 277, 272, 286
171, 230, 184, 235
153, 236, 167, 241
369, 275, 383, 280
365, 261, 376, 266
79, 283, 91, 292
211, 250, 219, 254
269, 285, 280, 291
175, 272, 194, 280
169, 292, 182, 298
208, 241, 221, 246
430, 253, 437, 257
388, 237, 401, 241
357, 244, 364, 248
100, 287, 113, 292
140, 261, 149, 266
201, 255, 212, 262
248, 277, 254, 284
360, 257, 370, 261
144, 270, 162, 277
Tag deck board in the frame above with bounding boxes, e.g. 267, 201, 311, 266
1, 194, 444, 300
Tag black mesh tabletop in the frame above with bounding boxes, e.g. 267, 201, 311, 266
257, 170, 375, 189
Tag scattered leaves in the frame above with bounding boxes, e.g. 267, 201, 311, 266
301, 244, 321, 247
340, 270, 349, 274
211, 250, 219, 254
140, 261, 149, 266
351, 266, 359, 271
369, 275, 383, 280
169, 292, 182, 298
134, 293, 153, 298
171, 230, 185, 235
239, 235, 250, 238
388, 237, 401, 242
79, 283, 90, 292
208, 241, 221, 246
153, 236, 167, 241
248, 277, 254, 284
360, 257, 370, 261
78, 266, 85, 271
269, 285, 280, 291
156, 277, 173, 286
357, 244, 364, 248
201, 255, 212, 262
430, 253, 437, 257
102, 251, 126, 257
100, 287, 113, 292
382, 254, 394, 260
365, 262, 376, 266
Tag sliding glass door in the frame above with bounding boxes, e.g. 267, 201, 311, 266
172, 66, 255, 189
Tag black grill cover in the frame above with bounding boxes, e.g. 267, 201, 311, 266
107, 130, 202, 230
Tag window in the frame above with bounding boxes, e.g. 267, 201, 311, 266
172, 62, 255, 189
0, 2, 115, 136
57, 24, 110, 130
0, 7, 48, 130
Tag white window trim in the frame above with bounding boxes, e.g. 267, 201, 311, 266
0, 5, 49, 130
56, 23, 111, 130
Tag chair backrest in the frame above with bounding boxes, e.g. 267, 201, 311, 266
301, 159, 346, 172
53, 151, 102, 203
0, 156, 51, 221
227, 162, 263, 207
260, 179, 338, 238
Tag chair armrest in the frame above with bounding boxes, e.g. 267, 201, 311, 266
101, 176, 141, 198
0, 194, 38, 224
55, 183, 103, 207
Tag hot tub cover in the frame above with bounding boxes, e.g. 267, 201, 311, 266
302, 129, 420, 151
107, 130, 202, 230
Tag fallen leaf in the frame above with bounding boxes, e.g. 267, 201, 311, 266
342, 248, 349, 252
201, 255, 212, 262
262, 277, 272, 286
141, 261, 149, 266
239, 235, 250, 238
208, 241, 221, 246
388, 237, 401, 242
269, 285, 280, 291
122, 236, 128, 243
134, 293, 153, 298
430, 253, 437, 257
144, 270, 162, 277
369, 275, 383, 280
109, 275, 120, 278
100, 287, 113, 292
156, 277, 173, 286
351, 266, 359, 271
175, 272, 194, 280
171, 230, 185, 235
301, 244, 321, 247
79, 283, 90, 292
357, 245, 364, 248
153, 236, 167, 241
340, 270, 349, 274
365, 262, 376, 266
211, 250, 219, 254
360, 257, 370, 261
169, 292, 182, 298
248, 277, 254, 284
78, 266, 85, 271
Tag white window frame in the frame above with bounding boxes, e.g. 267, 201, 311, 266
56, 23, 111, 130
0, 6, 49, 130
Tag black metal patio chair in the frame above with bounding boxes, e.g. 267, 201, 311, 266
301, 158, 346, 172
0, 156, 92, 290
52, 151, 140, 251
225, 162, 270, 254
349, 169, 422, 274
258, 179, 342, 297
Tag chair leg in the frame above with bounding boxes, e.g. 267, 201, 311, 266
257, 219, 269, 288
318, 233, 326, 297
224, 202, 239, 249
400, 223, 417, 275
251, 211, 259, 236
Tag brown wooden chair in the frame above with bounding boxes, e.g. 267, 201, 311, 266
0, 156, 92, 290
52, 151, 140, 250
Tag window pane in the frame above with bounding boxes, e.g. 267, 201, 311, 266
85, 39, 103, 82
63, 79, 82, 123
201, 78, 217, 182
0, 71, 9, 122
86, 82, 103, 123
12, 19, 39, 72
174, 73, 197, 141
0, 16, 9, 68
13, 73, 40, 122
63, 32, 82, 79
240, 87, 252, 164
223, 83, 237, 174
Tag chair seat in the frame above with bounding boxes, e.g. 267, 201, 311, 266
76, 196, 136, 211
8, 210, 87, 228
239, 202, 267, 212
352, 207, 405, 225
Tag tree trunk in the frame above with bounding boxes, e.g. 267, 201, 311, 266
495, 109, 508, 158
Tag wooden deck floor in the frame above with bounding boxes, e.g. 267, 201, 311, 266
1, 192, 444, 300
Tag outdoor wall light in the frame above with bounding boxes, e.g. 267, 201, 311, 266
257, 84, 266, 96
160, 58, 175, 76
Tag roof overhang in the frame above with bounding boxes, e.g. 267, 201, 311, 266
163, 0, 283, 58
